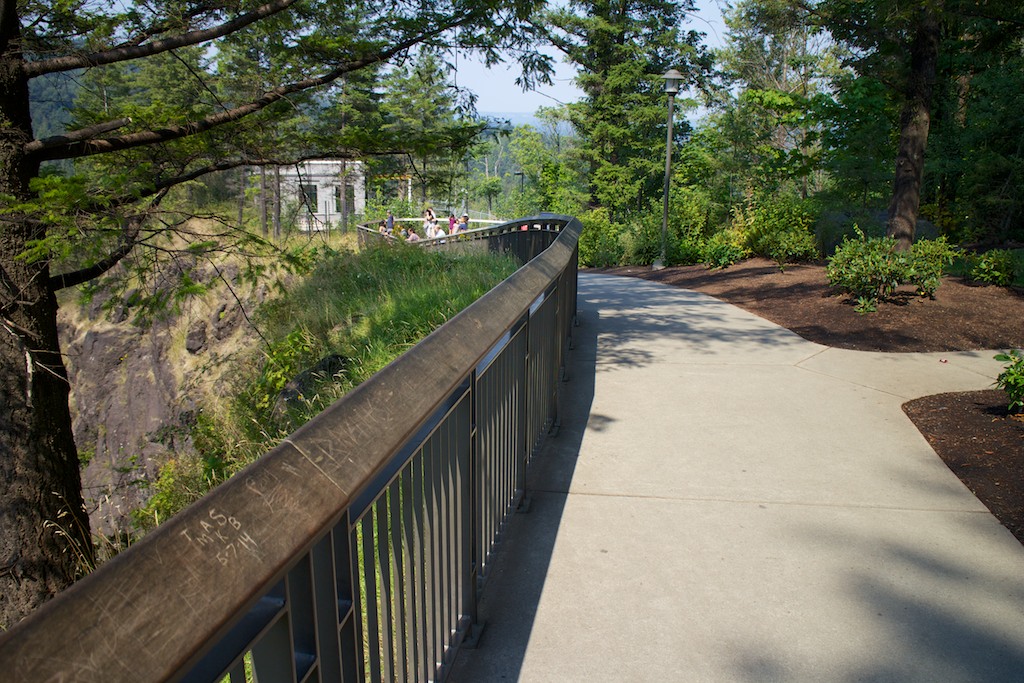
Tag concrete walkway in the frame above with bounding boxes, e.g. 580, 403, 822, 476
451, 272, 1024, 682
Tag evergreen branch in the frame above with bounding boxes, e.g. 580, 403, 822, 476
48, 193, 165, 291
27, 16, 477, 163
23, 0, 301, 78
26, 118, 131, 154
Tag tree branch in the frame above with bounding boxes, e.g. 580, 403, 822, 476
28, 118, 131, 154
24, 0, 301, 78
49, 211, 150, 291
26, 19, 473, 162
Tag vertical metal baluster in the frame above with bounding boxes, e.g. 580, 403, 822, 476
461, 383, 478, 634
430, 431, 445, 677
454, 397, 467, 636
311, 534, 342, 683
413, 451, 430, 682
445, 406, 458, 653
504, 346, 513, 514
516, 328, 528, 497
287, 555, 317, 682
400, 462, 419, 680
483, 369, 495, 571
360, 514, 381, 683
374, 498, 395, 681
337, 519, 360, 683
438, 415, 452, 669
388, 476, 408, 681
422, 437, 439, 678
472, 377, 484, 590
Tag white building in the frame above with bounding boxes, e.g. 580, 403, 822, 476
278, 160, 366, 231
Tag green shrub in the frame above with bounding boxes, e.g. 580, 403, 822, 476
670, 234, 705, 265
578, 208, 626, 267
621, 217, 663, 266
967, 249, 1018, 287
702, 229, 748, 269
826, 227, 909, 312
738, 194, 820, 271
994, 349, 1024, 413
908, 236, 960, 297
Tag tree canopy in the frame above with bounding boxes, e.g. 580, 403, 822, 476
0, 0, 549, 626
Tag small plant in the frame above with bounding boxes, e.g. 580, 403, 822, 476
578, 208, 626, 267
826, 227, 908, 311
994, 349, 1024, 414
702, 229, 748, 269
908, 236, 960, 298
854, 296, 877, 314
968, 249, 1018, 287
737, 193, 819, 271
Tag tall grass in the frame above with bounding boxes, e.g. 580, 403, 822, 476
133, 242, 519, 530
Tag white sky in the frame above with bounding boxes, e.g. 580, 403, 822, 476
460, 0, 728, 114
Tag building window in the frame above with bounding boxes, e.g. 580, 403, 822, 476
334, 185, 357, 215
300, 184, 318, 210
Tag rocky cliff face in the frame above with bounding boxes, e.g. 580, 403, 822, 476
59, 274, 261, 537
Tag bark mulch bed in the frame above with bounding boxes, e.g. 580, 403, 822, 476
597, 258, 1024, 545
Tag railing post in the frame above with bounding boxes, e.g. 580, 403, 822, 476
464, 369, 482, 642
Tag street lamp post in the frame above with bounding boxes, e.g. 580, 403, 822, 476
655, 68, 684, 270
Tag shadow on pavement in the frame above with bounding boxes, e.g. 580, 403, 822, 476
449, 298, 600, 681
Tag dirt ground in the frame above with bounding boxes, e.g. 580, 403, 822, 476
597, 258, 1024, 545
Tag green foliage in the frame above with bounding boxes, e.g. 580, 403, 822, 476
734, 193, 819, 271
578, 208, 626, 267
620, 214, 665, 266
702, 229, 749, 269
133, 244, 520, 529
827, 229, 962, 310
994, 349, 1024, 414
826, 227, 908, 312
132, 455, 214, 532
966, 249, 1020, 287
665, 185, 716, 265
546, 0, 709, 220
907, 236, 960, 297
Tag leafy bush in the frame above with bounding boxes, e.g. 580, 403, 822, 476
967, 249, 1019, 287
827, 230, 962, 311
737, 194, 820, 271
621, 216, 663, 266
702, 229, 748, 269
994, 349, 1024, 413
826, 227, 909, 312
756, 228, 819, 272
671, 234, 705, 265
908, 236, 960, 297
667, 186, 714, 262
578, 208, 626, 267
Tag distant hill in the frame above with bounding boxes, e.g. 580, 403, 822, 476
479, 112, 541, 129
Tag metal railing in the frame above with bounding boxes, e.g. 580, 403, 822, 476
0, 214, 580, 683
357, 217, 564, 265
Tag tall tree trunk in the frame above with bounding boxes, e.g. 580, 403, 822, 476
1, 12, 93, 627
237, 167, 246, 227
887, 6, 941, 252
260, 166, 268, 237
273, 166, 281, 240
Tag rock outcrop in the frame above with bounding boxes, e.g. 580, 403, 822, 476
59, 272, 262, 536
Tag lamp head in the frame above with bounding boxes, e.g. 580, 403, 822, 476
662, 68, 683, 96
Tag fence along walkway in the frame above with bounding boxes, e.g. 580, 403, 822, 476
0, 215, 580, 682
